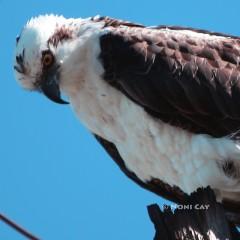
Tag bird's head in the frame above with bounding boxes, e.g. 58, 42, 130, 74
14, 14, 103, 104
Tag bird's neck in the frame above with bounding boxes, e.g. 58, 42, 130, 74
58, 23, 124, 140
68, 64, 127, 142
59, 19, 105, 93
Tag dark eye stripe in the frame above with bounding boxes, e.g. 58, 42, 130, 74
16, 35, 20, 44
15, 49, 26, 74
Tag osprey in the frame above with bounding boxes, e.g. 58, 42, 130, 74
14, 15, 240, 224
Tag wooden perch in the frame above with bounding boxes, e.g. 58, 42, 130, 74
147, 187, 240, 240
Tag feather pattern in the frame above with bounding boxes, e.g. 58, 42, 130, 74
98, 18, 240, 137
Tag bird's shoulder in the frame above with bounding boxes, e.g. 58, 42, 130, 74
97, 18, 240, 137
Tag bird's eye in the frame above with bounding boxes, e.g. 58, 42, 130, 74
42, 51, 54, 67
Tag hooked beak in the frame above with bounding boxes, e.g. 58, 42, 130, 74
40, 67, 69, 104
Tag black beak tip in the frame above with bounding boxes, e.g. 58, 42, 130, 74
44, 93, 70, 105
55, 98, 69, 105
40, 77, 69, 105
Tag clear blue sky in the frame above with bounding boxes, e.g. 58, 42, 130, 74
1, 0, 240, 239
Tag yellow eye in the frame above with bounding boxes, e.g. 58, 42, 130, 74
42, 52, 54, 67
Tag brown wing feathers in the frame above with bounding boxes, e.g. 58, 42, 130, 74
99, 22, 240, 137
